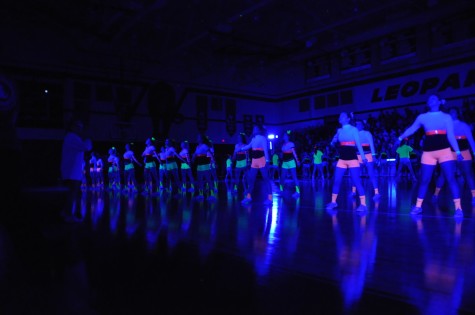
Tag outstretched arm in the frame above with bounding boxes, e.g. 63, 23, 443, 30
239, 138, 253, 152
398, 115, 422, 141
330, 129, 340, 146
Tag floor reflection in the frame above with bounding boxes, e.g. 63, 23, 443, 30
5, 178, 475, 314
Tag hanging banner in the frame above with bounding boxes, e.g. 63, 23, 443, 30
243, 114, 253, 136
225, 99, 236, 136
196, 95, 208, 132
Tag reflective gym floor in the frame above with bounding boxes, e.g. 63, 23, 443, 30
2, 175, 475, 315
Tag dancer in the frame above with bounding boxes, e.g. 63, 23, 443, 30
208, 140, 219, 192
239, 124, 273, 206
179, 140, 195, 192
95, 153, 104, 189
192, 133, 216, 201
233, 132, 249, 192
279, 130, 300, 198
107, 147, 121, 191
142, 138, 160, 194
350, 120, 380, 201
432, 106, 475, 205
123, 143, 142, 192
395, 139, 417, 181
326, 112, 368, 212
164, 138, 184, 196
158, 146, 168, 190
397, 94, 463, 217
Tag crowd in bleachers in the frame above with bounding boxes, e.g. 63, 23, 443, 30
277, 100, 475, 179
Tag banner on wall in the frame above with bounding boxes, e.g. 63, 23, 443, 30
243, 114, 253, 136
255, 115, 264, 125
225, 99, 236, 136
196, 95, 208, 132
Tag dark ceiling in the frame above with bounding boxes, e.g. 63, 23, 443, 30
1, 0, 473, 94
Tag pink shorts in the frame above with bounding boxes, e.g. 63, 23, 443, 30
421, 148, 455, 165
251, 156, 267, 169
336, 159, 360, 169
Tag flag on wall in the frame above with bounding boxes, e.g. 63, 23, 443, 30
196, 95, 208, 132
225, 99, 236, 136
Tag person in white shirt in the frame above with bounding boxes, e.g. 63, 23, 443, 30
60, 119, 92, 222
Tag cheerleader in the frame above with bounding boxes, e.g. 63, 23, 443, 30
107, 147, 121, 191
397, 95, 463, 217
164, 138, 184, 196
238, 125, 273, 206
95, 154, 104, 189
208, 140, 219, 192
279, 130, 300, 198
326, 112, 368, 212
158, 146, 168, 190
192, 133, 216, 201
123, 143, 142, 192
233, 132, 249, 192
142, 138, 160, 194
179, 140, 195, 192
351, 120, 380, 201
432, 106, 475, 206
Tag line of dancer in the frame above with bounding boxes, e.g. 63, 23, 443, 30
79, 94, 473, 218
